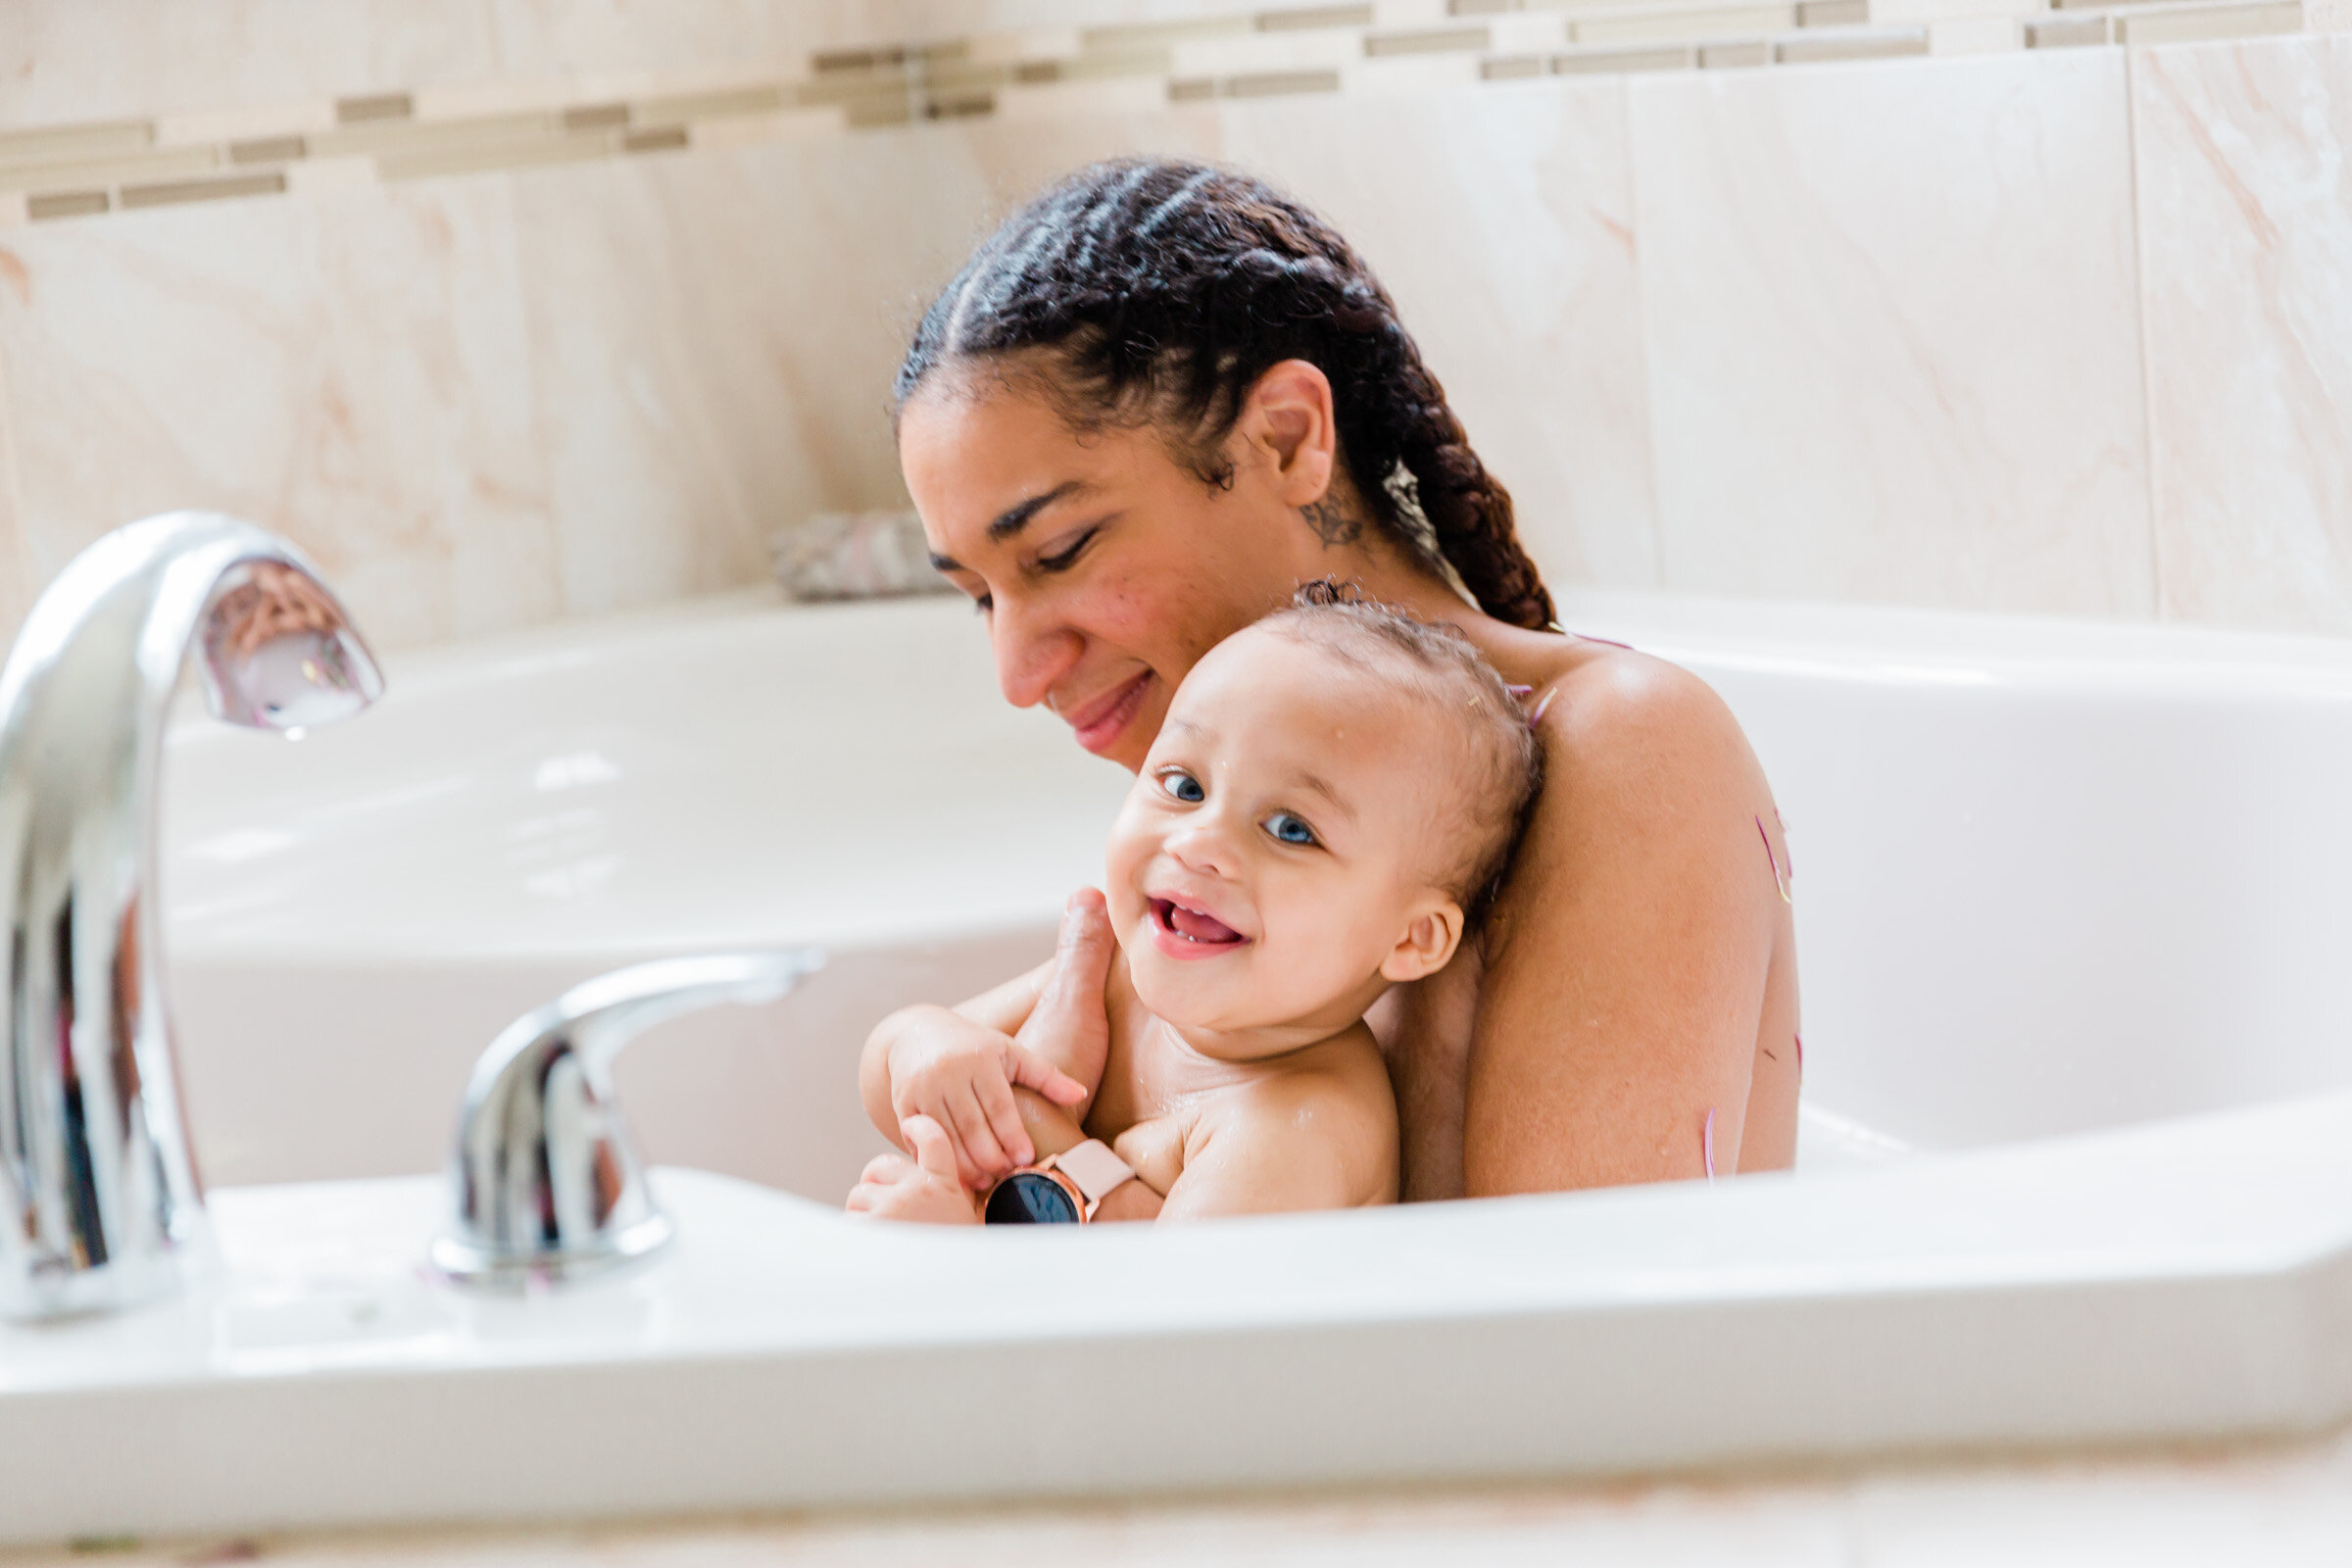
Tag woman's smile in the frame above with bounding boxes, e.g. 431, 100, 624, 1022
1063, 669, 1154, 755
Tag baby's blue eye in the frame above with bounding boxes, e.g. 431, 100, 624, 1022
1265, 811, 1318, 847
1161, 769, 1205, 804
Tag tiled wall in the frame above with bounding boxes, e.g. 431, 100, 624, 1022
0, 1, 2348, 650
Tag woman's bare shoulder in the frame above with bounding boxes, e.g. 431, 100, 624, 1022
1525, 642, 1768, 843
1459, 637, 1785, 1191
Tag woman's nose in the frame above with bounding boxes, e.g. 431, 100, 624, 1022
989, 595, 1084, 710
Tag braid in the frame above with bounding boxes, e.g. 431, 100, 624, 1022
1384, 358, 1556, 631
896, 159, 1557, 632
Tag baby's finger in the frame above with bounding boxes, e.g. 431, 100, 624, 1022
861, 1149, 917, 1181
903, 1114, 962, 1186
976, 1069, 1035, 1169
947, 1089, 1012, 1182
1004, 1042, 1090, 1107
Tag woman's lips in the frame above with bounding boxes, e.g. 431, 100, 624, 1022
1148, 897, 1249, 961
1064, 670, 1152, 755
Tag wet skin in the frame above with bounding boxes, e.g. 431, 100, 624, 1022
849, 626, 1488, 1223
887, 355, 1799, 1200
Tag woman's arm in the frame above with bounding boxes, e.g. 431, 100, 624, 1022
1463, 652, 1792, 1194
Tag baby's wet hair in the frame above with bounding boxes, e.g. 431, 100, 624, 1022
1260, 582, 1544, 926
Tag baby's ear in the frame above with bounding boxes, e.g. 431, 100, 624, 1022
1380, 897, 1464, 983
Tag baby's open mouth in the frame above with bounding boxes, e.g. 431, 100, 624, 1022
1151, 897, 1246, 948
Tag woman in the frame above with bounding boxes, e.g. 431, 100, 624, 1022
883, 159, 1798, 1207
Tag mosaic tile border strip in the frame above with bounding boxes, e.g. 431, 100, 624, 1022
1, 0, 2343, 225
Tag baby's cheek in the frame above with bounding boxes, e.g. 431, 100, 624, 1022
1256, 886, 1365, 990
1102, 805, 1153, 917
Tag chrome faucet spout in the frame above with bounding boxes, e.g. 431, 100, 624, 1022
0, 512, 381, 1320
434, 950, 823, 1289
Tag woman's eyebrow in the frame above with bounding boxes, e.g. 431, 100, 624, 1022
989, 481, 1087, 541
928, 481, 1089, 573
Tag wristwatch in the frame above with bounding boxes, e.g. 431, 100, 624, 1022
983, 1139, 1138, 1225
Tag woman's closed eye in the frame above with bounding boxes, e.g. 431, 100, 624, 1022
1263, 810, 1319, 848
1034, 526, 1099, 573
1157, 767, 1205, 804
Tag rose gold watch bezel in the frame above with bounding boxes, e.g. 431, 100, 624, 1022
984, 1161, 1093, 1223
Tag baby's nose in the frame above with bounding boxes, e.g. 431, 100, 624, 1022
1166, 819, 1239, 877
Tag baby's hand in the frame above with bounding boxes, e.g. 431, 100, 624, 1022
846, 1116, 982, 1224
886, 1013, 1089, 1188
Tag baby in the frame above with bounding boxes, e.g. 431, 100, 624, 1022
849, 591, 1542, 1224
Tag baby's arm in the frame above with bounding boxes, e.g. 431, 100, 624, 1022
1155, 1055, 1400, 1221
855, 891, 1114, 1194
847, 1114, 980, 1224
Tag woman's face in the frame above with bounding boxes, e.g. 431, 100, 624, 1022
898, 373, 1329, 773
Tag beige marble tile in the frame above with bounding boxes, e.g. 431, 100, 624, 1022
24, 1433, 2352, 1565
2133, 35, 2352, 635
0, 0, 500, 131
507, 135, 937, 618
0, 176, 558, 650
929, 103, 1226, 230
1847, 1436, 2352, 1566
484, 0, 916, 79
505, 104, 1226, 620
1631, 52, 2155, 616
1218, 78, 1662, 591
899, 0, 1263, 38
0, 1481, 1851, 1567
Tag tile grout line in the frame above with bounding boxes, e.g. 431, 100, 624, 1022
0, 0, 2331, 228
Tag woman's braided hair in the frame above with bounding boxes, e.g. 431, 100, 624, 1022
894, 159, 1556, 632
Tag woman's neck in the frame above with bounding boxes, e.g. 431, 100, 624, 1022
1328, 538, 1563, 682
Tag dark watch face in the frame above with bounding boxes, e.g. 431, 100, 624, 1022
985, 1171, 1081, 1224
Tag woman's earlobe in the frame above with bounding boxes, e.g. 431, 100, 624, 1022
1243, 360, 1342, 500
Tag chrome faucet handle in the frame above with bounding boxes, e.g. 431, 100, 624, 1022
433, 950, 824, 1288
0, 513, 381, 1322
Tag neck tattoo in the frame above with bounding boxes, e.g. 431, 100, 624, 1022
1302, 499, 1362, 548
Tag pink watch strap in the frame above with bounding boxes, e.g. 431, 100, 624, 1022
1054, 1139, 1138, 1206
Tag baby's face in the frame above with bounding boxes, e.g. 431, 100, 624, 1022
1103, 627, 1466, 1049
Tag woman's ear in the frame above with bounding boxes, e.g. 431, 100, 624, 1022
1379, 897, 1465, 984
1234, 359, 1340, 508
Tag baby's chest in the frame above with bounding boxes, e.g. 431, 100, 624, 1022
1090, 972, 1229, 1197
1103, 1111, 1194, 1200
1087, 1053, 1230, 1200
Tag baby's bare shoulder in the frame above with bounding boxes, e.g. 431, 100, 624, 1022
1221, 1021, 1388, 1107
1183, 1025, 1399, 1210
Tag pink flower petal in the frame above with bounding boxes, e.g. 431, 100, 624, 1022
1703, 1107, 1716, 1182
1756, 816, 1792, 903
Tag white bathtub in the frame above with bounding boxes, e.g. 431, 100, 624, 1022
6, 586, 2352, 1543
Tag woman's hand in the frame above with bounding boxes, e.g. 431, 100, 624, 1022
846, 1116, 981, 1223
1009, 889, 1116, 1087
882, 1008, 1088, 1189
